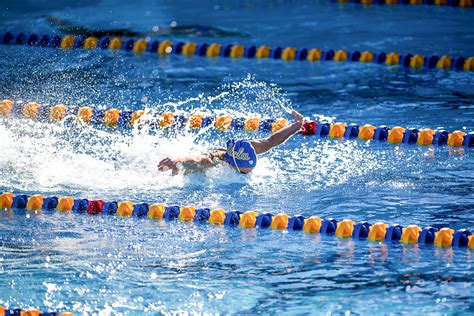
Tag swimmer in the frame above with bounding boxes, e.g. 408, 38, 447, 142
158, 110, 304, 175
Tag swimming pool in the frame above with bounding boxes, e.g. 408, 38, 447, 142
1, 0, 474, 314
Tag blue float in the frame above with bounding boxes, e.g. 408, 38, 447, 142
220, 44, 232, 57
12, 195, 28, 209
231, 117, 245, 130
98, 36, 110, 49
296, 48, 308, 61
320, 218, 338, 235
418, 227, 437, 244
374, 52, 386, 64
224, 211, 241, 226
402, 128, 419, 144
270, 47, 282, 59
452, 229, 470, 247
163, 206, 180, 220
374, 126, 389, 141
385, 225, 403, 242
316, 122, 331, 137
195, 43, 208, 56
433, 130, 449, 145
321, 49, 335, 61
194, 208, 211, 222
123, 39, 135, 51
72, 199, 89, 213
352, 222, 372, 239
43, 197, 59, 210
256, 213, 273, 228
133, 203, 149, 217
288, 215, 305, 230
244, 45, 256, 58
344, 124, 359, 138
73, 35, 85, 48
102, 201, 118, 215
173, 42, 184, 54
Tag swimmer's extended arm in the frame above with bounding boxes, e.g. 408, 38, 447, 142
157, 155, 212, 175
250, 110, 304, 154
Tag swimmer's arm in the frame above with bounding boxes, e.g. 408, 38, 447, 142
250, 110, 304, 154
180, 149, 226, 172
157, 155, 212, 175
179, 155, 214, 171
158, 149, 225, 175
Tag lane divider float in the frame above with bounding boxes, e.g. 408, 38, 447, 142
0, 307, 73, 316
333, 0, 473, 7
0, 32, 472, 71
1, 192, 473, 250
1, 99, 473, 148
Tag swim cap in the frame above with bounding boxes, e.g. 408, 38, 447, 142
224, 139, 257, 172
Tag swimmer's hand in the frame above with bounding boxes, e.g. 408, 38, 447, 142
157, 157, 182, 176
291, 110, 304, 128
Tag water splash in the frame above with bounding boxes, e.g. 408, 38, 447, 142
149, 74, 293, 119
0, 77, 295, 198
0, 76, 445, 206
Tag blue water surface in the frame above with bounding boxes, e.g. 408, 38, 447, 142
0, 0, 473, 314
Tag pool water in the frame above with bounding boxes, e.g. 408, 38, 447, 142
0, 0, 473, 314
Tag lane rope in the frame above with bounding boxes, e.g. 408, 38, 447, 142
332, 0, 473, 7
0, 307, 73, 316
1, 99, 473, 148
0, 32, 473, 71
1, 192, 473, 250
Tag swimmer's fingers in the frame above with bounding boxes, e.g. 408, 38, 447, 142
158, 158, 182, 176
158, 158, 174, 171
291, 110, 303, 123
157, 160, 167, 171
158, 158, 168, 167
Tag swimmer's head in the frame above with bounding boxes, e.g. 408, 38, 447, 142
224, 139, 257, 174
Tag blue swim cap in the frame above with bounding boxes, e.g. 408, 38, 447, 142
224, 139, 257, 171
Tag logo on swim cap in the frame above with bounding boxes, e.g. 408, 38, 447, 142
225, 139, 257, 171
